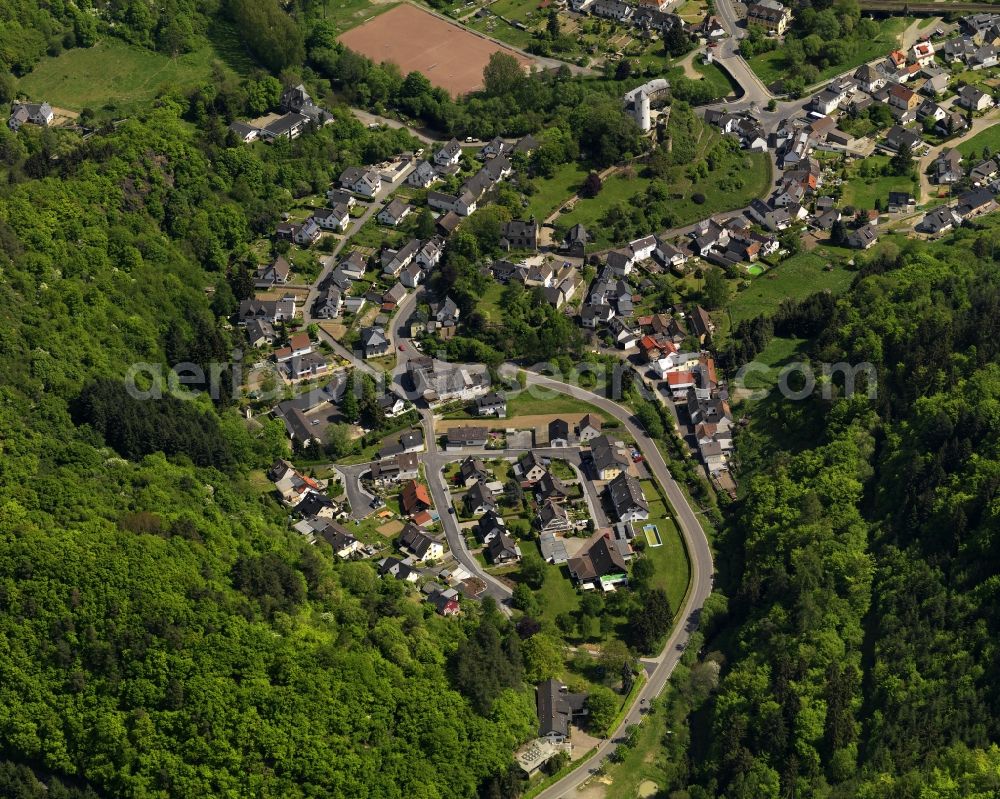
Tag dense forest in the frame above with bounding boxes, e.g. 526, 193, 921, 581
0, 85, 551, 796
657, 224, 1000, 798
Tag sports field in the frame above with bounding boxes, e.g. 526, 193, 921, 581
338, 3, 531, 95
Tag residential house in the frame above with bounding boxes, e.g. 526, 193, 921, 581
400, 430, 425, 453
370, 452, 419, 487
887, 84, 921, 115
910, 40, 935, 67
479, 137, 511, 159
590, 434, 627, 481
326, 188, 356, 208
917, 98, 947, 123
417, 237, 444, 269
260, 113, 309, 141
476, 510, 507, 545
426, 586, 461, 615
295, 490, 335, 519
313, 287, 342, 319
382, 239, 420, 277
459, 456, 491, 488
563, 223, 589, 257
487, 531, 521, 565
315, 522, 362, 559
401, 482, 433, 518
465, 480, 496, 516
934, 148, 964, 184
548, 419, 571, 447
500, 219, 538, 251
606, 472, 649, 522
379, 394, 408, 418
916, 205, 961, 236
957, 84, 994, 112
408, 160, 439, 188
378, 556, 420, 582
476, 392, 507, 417
969, 158, 999, 184
887, 191, 916, 213
746, 0, 791, 33
238, 296, 296, 324
437, 210, 462, 237
629, 234, 657, 263
518, 451, 548, 484
576, 414, 603, 442
846, 224, 879, 249
360, 326, 389, 358
537, 678, 588, 743
536, 471, 572, 503
956, 187, 997, 219
537, 499, 571, 532
883, 125, 924, 154
690, 305, 715, 343
937, 110, 970, 136
399, 522, 443, 561
434, 138, 463, 168
446, 426, 489, 450
273, 332, 313, 363
853, 64, 887, 94
339, 166, 381, 197
606, 249, 635, 276
255, 255, 292, 288
245, 319, 276, 347
655, 238, 688, 270
228, 121, 259, 143
400, 262, 425, 289
277, 218, 321, 247
427, 189, 477, 217
282, 352, 329, 381
539, 529, 570, 564
378, 198, 413, 227
339, 250, 368, 278
434, 296, 461, 327
312, 205, 350, 232
567, 529, 629, 589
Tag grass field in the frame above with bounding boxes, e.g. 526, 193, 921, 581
748, 17, 911, 87
528, 549, 583, 620
737, 336, 810, 394
17, 38, 239, 111
957, 121, 1000, 158
526, 162, 589, 221
840, 155, 918, 209
325, 0, 400, 35
691, 59, 739, 98
726, 251, 856, 328
555, 172, 653, 247
642, 515, 689, 613
505, 391, 610, 420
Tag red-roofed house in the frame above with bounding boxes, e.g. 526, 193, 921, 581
665, 370, 696, 397
401, 480, 432, 515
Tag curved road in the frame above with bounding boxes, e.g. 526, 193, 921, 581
514, 369, 715, 799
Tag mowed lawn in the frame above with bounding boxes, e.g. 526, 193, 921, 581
727, 252, 855, 326
505, 390, 611, 421
748, 17, 911, 87
958, 122, 1000, 158
555, 172, 653, 246
18, 38, 236, 111
840, 155, 918, 210
526, 161, 588, 221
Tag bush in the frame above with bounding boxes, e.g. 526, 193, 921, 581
692, 192, 706, 205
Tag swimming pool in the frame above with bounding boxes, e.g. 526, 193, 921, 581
642, 523, 663, 547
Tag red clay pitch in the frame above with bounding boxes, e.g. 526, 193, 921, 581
339, 4, 532, 96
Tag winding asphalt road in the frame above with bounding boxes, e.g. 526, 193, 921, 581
510, 368, 715, 799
